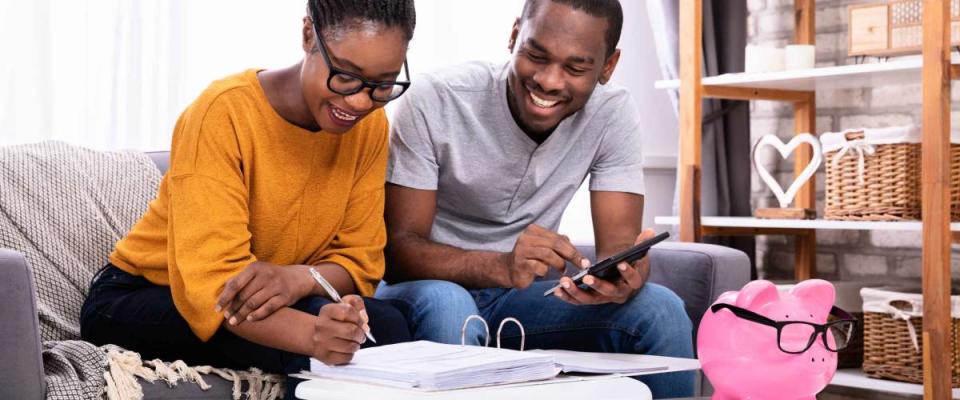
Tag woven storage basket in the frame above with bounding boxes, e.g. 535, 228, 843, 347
823, 127, 960, 221
861, 287, 960, 386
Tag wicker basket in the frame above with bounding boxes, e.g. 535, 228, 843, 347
861, 287, 960, 386
823, 129, 960, 221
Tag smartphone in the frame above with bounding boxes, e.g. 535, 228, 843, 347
542, 231, 670, 297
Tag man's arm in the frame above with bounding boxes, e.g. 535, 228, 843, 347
383, 184, 587, 289
382, 184, 510, 288
591, 191, 644, 259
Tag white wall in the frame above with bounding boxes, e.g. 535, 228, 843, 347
558, 1, 678, 246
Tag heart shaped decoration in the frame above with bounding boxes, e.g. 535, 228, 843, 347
752, 133, 823, 208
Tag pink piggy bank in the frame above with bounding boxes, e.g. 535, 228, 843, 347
697, 279, 840, 400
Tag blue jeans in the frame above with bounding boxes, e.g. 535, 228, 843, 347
376, 279, 695, 399
81, 265, 412, 400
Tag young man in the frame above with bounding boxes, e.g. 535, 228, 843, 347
376, 0, 693, 397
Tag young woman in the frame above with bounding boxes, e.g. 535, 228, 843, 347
80, 1, 415, 396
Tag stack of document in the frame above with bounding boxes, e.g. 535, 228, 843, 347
307, 341, 676, 391
309, 341, 559, 391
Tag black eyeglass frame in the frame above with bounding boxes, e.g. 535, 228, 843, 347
307, 16, 411, 103
710, 303, 858, 355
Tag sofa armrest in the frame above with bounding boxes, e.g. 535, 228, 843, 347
0, 248, 45, 400
645, 242, 750, 335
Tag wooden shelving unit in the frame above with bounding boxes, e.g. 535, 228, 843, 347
670, 0, 954, 398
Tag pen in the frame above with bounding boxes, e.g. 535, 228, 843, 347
309, 267, 377, 344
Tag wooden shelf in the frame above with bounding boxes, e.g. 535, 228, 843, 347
655, 56, 960, 92
830, 369, 960, 398
671, 0, 955, 396
654, 216, 960, 232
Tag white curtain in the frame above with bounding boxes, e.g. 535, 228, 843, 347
0, 1, 307, 151
0, 0, 522, 152
2, 0, 186, 150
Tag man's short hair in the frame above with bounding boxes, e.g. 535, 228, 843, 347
520, 0, 622, 58
308, 0, 417, 41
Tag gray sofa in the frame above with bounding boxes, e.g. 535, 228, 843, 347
0, 151, 751, 399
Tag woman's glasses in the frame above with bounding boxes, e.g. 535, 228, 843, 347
710, 303, 857, 354
308, 17, 410, 102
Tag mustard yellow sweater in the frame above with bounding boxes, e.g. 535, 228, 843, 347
110, 69, 388, 341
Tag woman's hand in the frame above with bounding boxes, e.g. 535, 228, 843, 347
216, 262, 310, 325
312, 295, 368, 365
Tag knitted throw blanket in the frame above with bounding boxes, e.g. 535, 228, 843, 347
0, 141, 161, 342
0, 141, 283, 399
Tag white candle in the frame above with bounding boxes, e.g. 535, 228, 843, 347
745, 45, 786, 73
766, 48, 786, 72
785, 44, 816, 70
745, 45, 763, 73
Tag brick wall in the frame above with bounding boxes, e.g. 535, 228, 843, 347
747, 0, 960, 283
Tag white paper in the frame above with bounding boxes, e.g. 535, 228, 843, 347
528, 349, 701, 376
309, 341, 559, 391
527, 350, 666, 374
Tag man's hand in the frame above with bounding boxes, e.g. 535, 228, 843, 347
553, 228, 654, 305
501, 224, 590, 289
312, 295, 367, 365
216, 262, 310, 325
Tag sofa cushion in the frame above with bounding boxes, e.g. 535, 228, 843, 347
140, 376, 235, 399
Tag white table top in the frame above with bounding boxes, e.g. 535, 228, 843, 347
295, 375, 651, 400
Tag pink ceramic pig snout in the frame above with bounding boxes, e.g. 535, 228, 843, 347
797, 339, 836, 373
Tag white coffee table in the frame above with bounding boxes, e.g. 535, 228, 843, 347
295, 375, 652, 400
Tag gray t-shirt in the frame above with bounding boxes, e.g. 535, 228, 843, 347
387, 61, 644, 253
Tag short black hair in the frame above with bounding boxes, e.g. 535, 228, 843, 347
307, 0, 416, 42
520, 0, 622, 58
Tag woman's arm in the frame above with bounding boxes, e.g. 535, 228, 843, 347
223, 295, 368, 365
216, 261, 356, 326
224, 306, 316, 355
